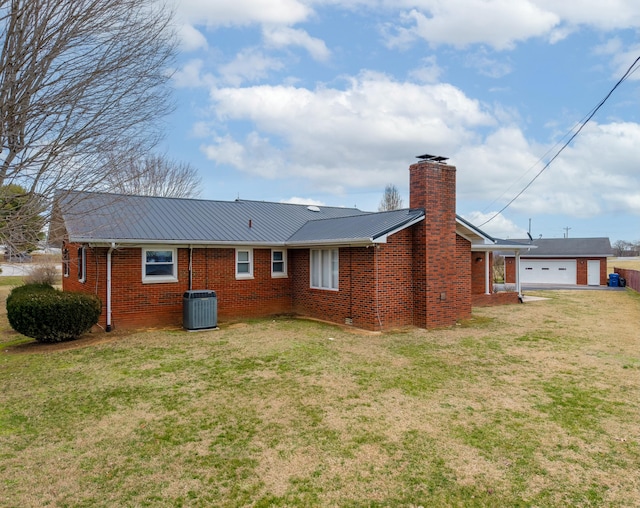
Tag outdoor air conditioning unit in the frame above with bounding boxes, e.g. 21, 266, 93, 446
183, 290, 217, 330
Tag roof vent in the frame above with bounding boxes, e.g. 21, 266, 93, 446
307, 205, 320, 212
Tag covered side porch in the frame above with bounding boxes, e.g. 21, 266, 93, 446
470, 241, 535, 307
456, 217, 535, 307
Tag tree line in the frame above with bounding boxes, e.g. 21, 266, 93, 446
612, 240, 640, 257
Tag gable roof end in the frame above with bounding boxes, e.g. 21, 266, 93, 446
286, 209, 425, 246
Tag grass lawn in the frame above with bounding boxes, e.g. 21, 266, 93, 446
0, 288, 639, 507
609, 258, 640, 272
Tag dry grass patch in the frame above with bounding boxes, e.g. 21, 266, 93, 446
0, 289, 639, 506
608, 257, 640, 272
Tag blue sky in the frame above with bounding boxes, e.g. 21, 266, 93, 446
162, 0, 640, 243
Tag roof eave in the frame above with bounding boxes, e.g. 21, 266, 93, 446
473, 244, 538, 252
73, 238, 288, 247
505, 252, 611, 258
285, 238, 375, 248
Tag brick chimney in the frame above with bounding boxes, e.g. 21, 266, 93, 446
410, 157, 458, 328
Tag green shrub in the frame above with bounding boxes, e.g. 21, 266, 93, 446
6, 283, 55, 301
6, 284, 102, 343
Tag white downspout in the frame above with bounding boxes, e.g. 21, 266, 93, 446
106, 243, 115, 332
515, 250, 522, 300
189, 246, 193, 291
484, 252, 491, 295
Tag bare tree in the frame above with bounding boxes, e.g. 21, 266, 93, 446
104, 153, 202, 198
0, 0, 176, 252
612, 239, 640, 257
378, 183, 404, 211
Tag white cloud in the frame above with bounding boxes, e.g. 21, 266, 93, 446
408, 56, 443, 83
173, 0, 312, 27
281, 196, 326, 206
263, 26, 331, 61
177, 24, 208, 52
200, 72, 494, 192
172, 59, 216, 88
386, 2, 559, 50
465, 49, 512, 78
380, 1, 640, 51
456, 121, 640, 218
462, 211, 527, 238
533, 0, 640, 31
201, 135, 246, 168
455, 126, 542, 200
594, 38, 640, 81
218, 48, 285, 86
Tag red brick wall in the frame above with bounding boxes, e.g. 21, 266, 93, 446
63, 244, 294, 330
409, 160, 461, 328
375, 229, 414, 328
505, 257, 515, 283
455, 236, 472, 319
470, 251, 492, 295
290, 230, 414, 331
472, 292, 520, 307
575, 257, 608, 285
290, 248, 353, 328
62, 243, 109, 325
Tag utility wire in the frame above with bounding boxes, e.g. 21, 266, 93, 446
479, 54, 640, 227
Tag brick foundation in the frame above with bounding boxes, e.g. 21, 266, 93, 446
472, 292, 520, 307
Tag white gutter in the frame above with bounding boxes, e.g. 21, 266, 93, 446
188, 245, 193, 290
73, 238, 288, 247
515, 250, 522, 299
106, 242, 116, 332
485, 253, 491, 295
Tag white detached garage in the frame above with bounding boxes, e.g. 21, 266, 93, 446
504, 237, 612, 286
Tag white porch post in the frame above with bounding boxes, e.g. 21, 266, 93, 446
515, 250, 522, 298
484, 252, 491, 294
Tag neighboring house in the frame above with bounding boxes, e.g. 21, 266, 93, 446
504, 237, 612, 286
52, 157, 531, 332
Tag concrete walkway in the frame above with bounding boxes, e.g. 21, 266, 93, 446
494, 283, 626, 292
522, 284, 626, 291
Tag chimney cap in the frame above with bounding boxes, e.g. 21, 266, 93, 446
416, 154, 449, 163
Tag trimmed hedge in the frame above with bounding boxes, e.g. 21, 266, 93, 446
6, 284, 102, 343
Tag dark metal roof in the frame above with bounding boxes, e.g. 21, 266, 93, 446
287, 208, 424, 245
56, 190, 502, 248
506, 237, 612, 257
57, 191, 366, 245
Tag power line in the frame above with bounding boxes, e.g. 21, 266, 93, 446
479, 54, 640, 227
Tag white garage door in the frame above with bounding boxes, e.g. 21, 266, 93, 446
520, 259, 577, 284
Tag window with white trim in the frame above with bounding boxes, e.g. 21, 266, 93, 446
142, 248, 177, 283
310, 248, 339, 290
236, 248, 253, 279
271, 249, 287, 277
77, 246, 86, 283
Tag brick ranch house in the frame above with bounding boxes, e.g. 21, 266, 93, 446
52, 157, 531, 332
